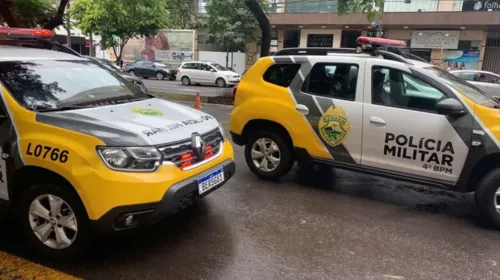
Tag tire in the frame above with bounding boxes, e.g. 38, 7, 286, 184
475, 168, 500, 228
216, 78, 226, 88
129, 70, 135, 76
169, 76, 176, 81
181, 76, 191, 85
143, 77, 149, 80
245, 130, 294, 180
19, 183, 91, 260
156, 72, 164, 80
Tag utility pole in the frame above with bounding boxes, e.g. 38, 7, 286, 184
66, 0, 71, 50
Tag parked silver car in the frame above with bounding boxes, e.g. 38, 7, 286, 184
450, 70, 500, 97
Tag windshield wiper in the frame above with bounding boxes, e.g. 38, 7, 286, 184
35, 105, 89, 112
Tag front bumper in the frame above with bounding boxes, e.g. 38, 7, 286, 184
227, 79, 240, 85
91, 159, 235, 233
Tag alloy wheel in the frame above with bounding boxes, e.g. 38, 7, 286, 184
251, 138, 281, 172
28, 194, 78, 250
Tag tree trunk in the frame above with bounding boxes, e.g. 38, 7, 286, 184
43, 0, 70, 30
225, 44, 229, 68
245, 0, 271, 57
65, 1, 71, 49
89, 33, 93, 57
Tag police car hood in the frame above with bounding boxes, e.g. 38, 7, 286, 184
36, 98, 219, 146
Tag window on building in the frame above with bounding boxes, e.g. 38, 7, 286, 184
263, 64, 301, 87
285, 0, 337, 13
301, 63, 359, 101
307, 34, 333, 48
284, 30, 300, 48
372, 67, 445, 113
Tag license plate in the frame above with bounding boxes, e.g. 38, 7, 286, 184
198, 169, 225, 195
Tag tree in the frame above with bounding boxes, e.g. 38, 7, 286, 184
0, 0, 69, 29
198, 0, 267, 67
166, 0, 195, 29
71, 0, 169, 64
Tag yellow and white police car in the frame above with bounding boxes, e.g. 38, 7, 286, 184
230, 36, 500, 228
0, 28, 235, 258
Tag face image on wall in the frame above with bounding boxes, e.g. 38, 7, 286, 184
445, 50, 480, 70
121, 30, 195, 65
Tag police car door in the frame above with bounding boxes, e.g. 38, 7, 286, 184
294, 56, 364, 164
361, 60, 470, 183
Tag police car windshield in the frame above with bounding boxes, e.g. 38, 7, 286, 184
424, 66, 497, 106
0, 59, 150, 111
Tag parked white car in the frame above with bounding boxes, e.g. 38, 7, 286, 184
450, 70, 500, 98
178, 61, 241, 87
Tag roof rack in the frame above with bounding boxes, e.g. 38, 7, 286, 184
273, 36, 415, 65
274, 48, 357, 56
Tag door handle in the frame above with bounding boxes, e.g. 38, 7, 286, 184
369, 116, 386, 125
295, 104, 309, 115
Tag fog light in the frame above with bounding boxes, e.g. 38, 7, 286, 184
125, 215, 134, 226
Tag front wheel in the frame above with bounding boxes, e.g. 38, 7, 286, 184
245, 130, 294, 180
216, 78, 226, 88
19, 184, 91, 259
475, 168, 500, 228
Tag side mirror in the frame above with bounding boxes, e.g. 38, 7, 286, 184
436, 98, 467, 117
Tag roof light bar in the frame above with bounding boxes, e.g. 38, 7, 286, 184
0, 27, 54, 39
356, 36, 406, 53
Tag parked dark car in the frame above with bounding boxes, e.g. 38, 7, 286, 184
85, 56, 148, 93
123, 60, 176, 80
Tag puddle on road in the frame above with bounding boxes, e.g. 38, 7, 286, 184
294, 162, 474, 217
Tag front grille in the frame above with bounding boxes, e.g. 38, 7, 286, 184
159, 129, 223, 169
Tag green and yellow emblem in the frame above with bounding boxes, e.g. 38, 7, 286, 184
131, 108, 164, 117
318, 105, 350, 147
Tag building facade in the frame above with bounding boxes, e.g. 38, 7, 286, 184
267, 0, 500, 73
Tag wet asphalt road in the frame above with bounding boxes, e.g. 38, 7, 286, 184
2, 103, 500, 280
142, 79, 230, 97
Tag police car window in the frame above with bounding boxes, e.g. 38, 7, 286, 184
372, 67, 445, 113
263, 64, 301, 87
0, 60, 149, 111
302, 63, 358, 101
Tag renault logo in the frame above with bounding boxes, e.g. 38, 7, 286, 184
191, 133, 205, 159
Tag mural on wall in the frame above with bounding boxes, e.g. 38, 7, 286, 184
121, 30, 195, 65
445, 50, 480, 70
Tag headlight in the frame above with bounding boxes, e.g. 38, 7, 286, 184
97, 146, 162, 172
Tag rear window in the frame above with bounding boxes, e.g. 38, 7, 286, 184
182, 63, 199, 69
263, 64, 301, 87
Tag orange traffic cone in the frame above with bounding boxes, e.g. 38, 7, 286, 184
194, 92, 202, 110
